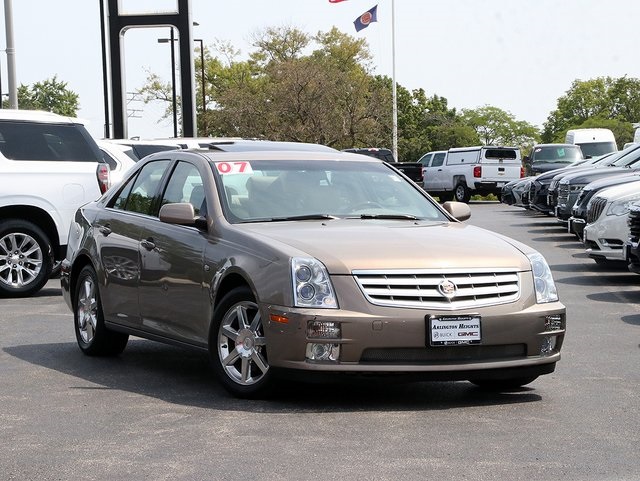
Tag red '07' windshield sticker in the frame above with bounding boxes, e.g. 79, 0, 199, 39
214, 161, 253, 175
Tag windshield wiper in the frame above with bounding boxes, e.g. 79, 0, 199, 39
258, 214, 339, 222
355, 214, 419, 220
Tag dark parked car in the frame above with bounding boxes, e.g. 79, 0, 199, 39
529, 154, 615, 215
524, 143, 583, 176
60, 148, 564, 398
556, 144, 640, 222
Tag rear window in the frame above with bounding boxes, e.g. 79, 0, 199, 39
484, 148, 518, 160
0, 121, 102, 162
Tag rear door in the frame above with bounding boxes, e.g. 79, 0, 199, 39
480, 147, 521, 184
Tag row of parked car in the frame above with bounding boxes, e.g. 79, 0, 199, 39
501, 142, 640, 274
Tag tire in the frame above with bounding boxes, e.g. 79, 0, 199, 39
74, 265, 128, 356
0, 219, 53, 298
469, 375, 538, 390
454, 183, 471, 203
210, 286, 273, 398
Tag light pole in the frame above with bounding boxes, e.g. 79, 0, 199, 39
157, 28, 178, 137
194, 39, 206, 113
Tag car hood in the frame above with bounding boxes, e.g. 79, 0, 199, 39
239, 220, 532, 274
560, 167, 628, 184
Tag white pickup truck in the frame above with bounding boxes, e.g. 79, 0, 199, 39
422, 146, 523, 202
0, 110, 110, 297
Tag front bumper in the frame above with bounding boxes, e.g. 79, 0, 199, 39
583, 216, 628, 262
263, 276, 565, 377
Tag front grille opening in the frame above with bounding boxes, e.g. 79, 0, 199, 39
354, 270, 520, 310
360, 344, 527, 364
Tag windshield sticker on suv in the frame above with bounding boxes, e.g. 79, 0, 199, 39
215, 161, 254, 175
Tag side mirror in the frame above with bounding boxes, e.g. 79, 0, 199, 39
442, 201, 471, 221
159, 202, 199, 227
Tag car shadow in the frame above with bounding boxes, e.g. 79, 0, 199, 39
527, 227, 571, 235
587, 290, 640, 304
621, 314, 640, 326
557, 274, 640, 287
4, 340, 542, 411
531, 236, 583, 246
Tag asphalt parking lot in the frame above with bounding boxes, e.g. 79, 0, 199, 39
1, 201, 639, 481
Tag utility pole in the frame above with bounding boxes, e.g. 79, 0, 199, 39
4, 0, 18, 109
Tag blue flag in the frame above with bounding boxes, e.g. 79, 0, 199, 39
354, 5, 378, 32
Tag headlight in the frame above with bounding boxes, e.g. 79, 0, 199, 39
527, 252, 559, 303
291, 257, 338, 308
607, 194, 640, 216
569, 183, 586, 192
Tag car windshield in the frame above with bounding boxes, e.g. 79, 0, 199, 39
212, 159, 447, 223
532, 146, 582, 162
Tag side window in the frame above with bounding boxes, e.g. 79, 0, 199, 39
110, 160, 170, 215
161, 161, 207, 217
432, 153, 445, 167
419, 153, 433, 166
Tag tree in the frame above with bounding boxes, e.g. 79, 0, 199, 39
462, 105, 540, 148
542, 76, 640, 146
11, 76, 79, 116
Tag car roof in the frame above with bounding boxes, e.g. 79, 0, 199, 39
167, 149, 377, 163
198, 139, 338, 153
534, 143, 579, 148
0, 109, 81, 124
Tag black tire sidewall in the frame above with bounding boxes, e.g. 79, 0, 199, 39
0, 219, 53, 297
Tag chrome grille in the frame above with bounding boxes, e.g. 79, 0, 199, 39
353, 269, 520, 310
557, 184, 570, 204
628, 204, 640, 241
587, 197, 607, 224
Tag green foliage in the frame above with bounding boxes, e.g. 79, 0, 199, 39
543, 76, 640, 146
461, 105, 540, 148
12, 75, 79, 116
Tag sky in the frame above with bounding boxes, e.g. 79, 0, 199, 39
1, 0, 639, 141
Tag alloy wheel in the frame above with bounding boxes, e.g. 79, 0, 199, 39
0, 232, 43, 289
218, 300, 269, 386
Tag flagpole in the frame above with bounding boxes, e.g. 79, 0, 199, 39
391, 0, 398, 161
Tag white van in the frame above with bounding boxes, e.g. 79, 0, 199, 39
422, 146, 522, 202
565, 128, 617, 158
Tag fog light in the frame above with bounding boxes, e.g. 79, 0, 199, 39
306, 343, 340, 361
545, 314, 563, 331
540, 336, 557, 356
307, 320, 341, 339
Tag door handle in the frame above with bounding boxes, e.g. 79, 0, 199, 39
140, 238, 156, 251
98, 225, 111, 236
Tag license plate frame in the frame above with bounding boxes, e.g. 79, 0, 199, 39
428, 315, 482, 346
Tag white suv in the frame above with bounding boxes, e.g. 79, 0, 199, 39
0, 110, 109, 297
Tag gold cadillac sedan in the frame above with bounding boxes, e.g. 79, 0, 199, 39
61, 146, 565, 398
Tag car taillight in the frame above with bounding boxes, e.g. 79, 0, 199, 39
97, 163, 110, 194
520, 166, 525, 178
473, 165, 482, 178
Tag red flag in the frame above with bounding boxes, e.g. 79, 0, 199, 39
329, 0, 348, 3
